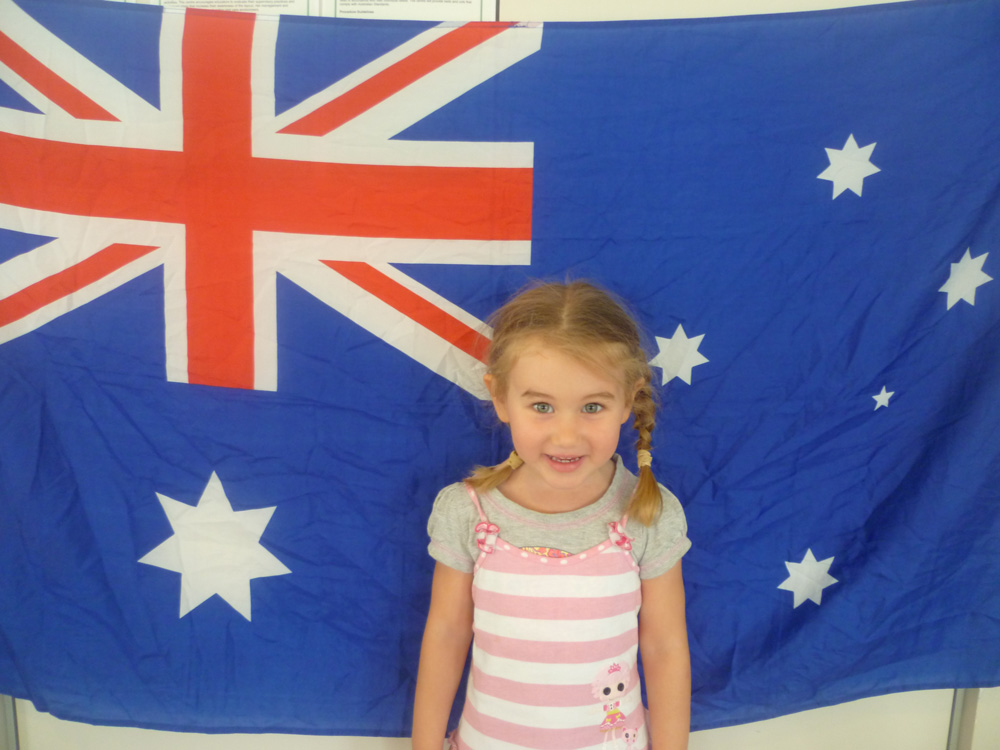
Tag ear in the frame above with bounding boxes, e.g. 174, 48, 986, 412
484, 373, 510, 423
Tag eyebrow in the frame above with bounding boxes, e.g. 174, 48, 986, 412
519, 390, 617, 400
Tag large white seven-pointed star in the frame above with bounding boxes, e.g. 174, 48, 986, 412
778, 549, 838, 608
817, 134, 880, 198
649, 324, 708, 385
939, 249, 992, 309
139, 472, 291, 620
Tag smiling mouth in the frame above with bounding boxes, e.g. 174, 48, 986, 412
547, 455, 581, 464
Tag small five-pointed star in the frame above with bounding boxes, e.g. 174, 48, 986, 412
818, 134, 880, 198
939, 249, 992, 309
778, 549, 838, 608
873, 386, 894, 410
139, 472, 291, 620
649, 324, 709, 385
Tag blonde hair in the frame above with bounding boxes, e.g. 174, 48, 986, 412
467, 280, 662, 526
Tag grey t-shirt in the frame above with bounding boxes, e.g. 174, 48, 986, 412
427, 457, 690, 580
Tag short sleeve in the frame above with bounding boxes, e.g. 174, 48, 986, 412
426, 483, 480, 574
633, 484, 691, 580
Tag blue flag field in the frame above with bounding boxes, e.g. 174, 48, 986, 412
0, 0, 998, 736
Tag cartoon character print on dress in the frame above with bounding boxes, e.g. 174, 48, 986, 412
592, 662, 631, 749
622, 726, 641, 746
521, 545, 571, 558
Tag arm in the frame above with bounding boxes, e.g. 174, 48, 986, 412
412, 561, 474, 750
639, 560, 691, 750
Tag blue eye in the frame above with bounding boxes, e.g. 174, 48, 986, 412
583, 403, 604, 414
532, 403, 554, 414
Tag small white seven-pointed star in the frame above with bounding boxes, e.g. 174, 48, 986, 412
873, 386, 894, 410
817, 134, 880, 198
939, 249, 992, 310
649, 324, 708, 385
139, 472, 291, 620
778, 549, 838, 608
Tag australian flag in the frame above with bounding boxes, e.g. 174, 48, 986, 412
0, 0, 998, 736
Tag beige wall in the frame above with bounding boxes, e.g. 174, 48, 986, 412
497, 0, 914, 21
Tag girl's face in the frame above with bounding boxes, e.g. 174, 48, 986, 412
486, 340, 633, 510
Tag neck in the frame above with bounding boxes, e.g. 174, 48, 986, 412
498, 460, 616, 513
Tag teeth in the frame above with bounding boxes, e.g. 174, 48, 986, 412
550, 456, 579, 463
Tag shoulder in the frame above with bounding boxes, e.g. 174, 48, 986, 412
655, 484, 687, 535
430, 481, 477, 513
427, 482, 481, 533
628, 483, 691, 579
426, 482, 481, 574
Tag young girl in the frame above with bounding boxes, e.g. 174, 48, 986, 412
413, 281, 691, 750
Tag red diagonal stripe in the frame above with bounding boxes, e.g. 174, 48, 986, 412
0, 243, 158, 327
279, 22, 514, 136
0, 30, 118, 121
323, 261, 491, 363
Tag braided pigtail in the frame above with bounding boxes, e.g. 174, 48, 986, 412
466, 451, 524, 493
628, 376, 662, 526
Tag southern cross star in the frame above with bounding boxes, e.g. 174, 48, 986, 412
818, 134, 880, 198
778, 549, 838, 608
649, 324, 709, 385
873, 386, 894, 410
939, 249, 992, 310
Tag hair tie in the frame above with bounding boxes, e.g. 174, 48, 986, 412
507, 451, 524, 470
636, 449, 652, 469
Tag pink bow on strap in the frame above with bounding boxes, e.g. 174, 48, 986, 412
608, 520, 633, 551
475, 522, 500, 553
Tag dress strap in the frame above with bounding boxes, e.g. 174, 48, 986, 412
465, 484, 500, 555
464, 483, 488, 522
608, 514, 634, 551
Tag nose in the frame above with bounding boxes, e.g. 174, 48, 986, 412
552, 412, 580, 445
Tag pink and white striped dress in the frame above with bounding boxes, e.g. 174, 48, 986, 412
452, 485, 648, 750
